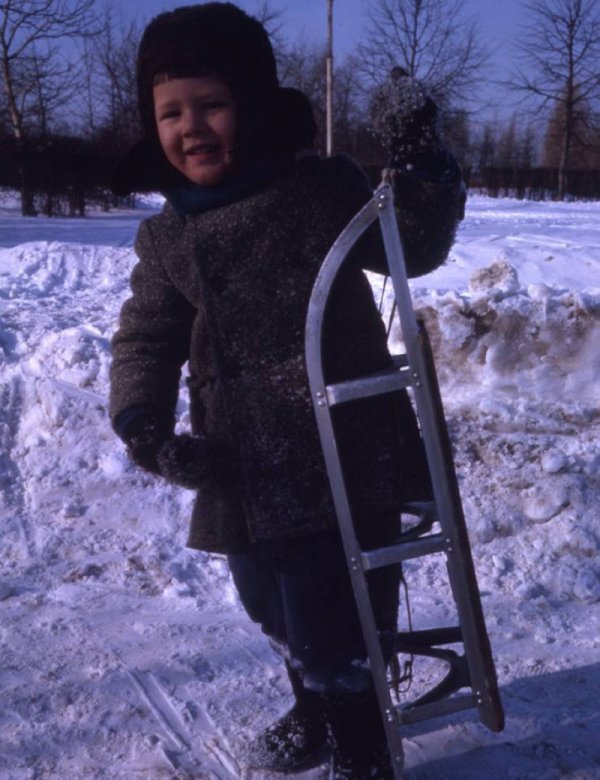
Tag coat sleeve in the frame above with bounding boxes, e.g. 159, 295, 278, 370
392, 160, 465, 278
349, 156, 465, 279
109, 219, 195, 431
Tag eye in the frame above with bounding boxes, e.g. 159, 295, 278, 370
204, 100, 228, 111
155, 101, 181, 121
158, 108, 180, 120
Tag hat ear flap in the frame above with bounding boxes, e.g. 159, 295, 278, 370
110, 137, 188, 195
235, 88, 318, 160
233, 95, 270, 160
274, 88, 318, 153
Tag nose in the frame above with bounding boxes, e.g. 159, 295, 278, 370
182, 107, 207, 137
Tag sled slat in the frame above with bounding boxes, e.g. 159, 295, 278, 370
325, 366, 412, 406
361, 534, 447, 571
399, 694, 477, 725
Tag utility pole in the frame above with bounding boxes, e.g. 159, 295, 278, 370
326, 0, 334, 156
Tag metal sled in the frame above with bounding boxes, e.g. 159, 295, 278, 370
305, 184, 504, 778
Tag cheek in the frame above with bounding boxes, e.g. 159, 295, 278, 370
156, 124, 178, 157
155, 121, 166, 146
216, 110, 237, 145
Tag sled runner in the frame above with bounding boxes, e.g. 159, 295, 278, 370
305, 183, 504, 779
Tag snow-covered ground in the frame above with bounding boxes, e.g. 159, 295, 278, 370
0, 190, 599, 779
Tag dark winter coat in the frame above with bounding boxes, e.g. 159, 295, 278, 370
110, 154, 463, 553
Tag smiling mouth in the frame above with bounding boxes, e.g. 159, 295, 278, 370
184, 143, 220, 156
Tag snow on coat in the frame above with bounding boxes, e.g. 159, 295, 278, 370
110, 154, 463, 552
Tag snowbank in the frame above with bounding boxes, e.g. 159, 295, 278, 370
1, 196, 599, 778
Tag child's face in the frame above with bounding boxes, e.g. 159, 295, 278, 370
153, 75, 237, 187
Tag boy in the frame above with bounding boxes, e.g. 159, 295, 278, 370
110, 3, 464, 776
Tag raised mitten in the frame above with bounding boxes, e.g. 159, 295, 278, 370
156, 433, 238, 490
371, 67, 443, 166
372, 66, 464, 226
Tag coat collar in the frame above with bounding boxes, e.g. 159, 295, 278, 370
164, 156, 294, 218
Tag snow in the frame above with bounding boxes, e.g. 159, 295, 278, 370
1, 190, 599, 779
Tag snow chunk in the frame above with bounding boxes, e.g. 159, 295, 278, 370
522, 479, 570, 522
469, 256, 520, 295
573, 568, 600, 602
98, 451, 129, 479
541, 449, 568, 474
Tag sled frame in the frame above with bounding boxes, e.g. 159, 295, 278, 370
305, 185, 504, 779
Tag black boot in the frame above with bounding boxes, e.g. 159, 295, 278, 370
325, 687, 395, 779
246, 662, 328, 772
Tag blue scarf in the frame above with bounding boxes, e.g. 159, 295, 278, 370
165, 157, 292, 218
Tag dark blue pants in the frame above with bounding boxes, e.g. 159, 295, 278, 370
228, 528, 400, 693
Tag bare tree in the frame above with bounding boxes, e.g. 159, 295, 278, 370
252, 0, 286, 48
357, 0, 489, 112
517, 123, 538, 170
512, 0, 600, 199
495, 116, 519, 170
541, 85, 597, 170
277, 40, 365, 157
0, 0, 98, 214
475, 115, 539, 173
26, 45, 80, 137
277, 41, 327, 150
477, 123, 497, 171
88, 7, 142, 150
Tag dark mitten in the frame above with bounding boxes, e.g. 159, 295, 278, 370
121, 414, 172, 474
372, 67, 450, 174
373, 66, 465, 230
156, 433, 238, 490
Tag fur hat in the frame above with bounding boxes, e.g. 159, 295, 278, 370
136, 2, 279, 139
111, 2, 316, 194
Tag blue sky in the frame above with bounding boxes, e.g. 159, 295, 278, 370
122, 0, 523, 51
122, 0, 528, 122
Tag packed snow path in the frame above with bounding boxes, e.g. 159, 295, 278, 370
0, 194, 599, 778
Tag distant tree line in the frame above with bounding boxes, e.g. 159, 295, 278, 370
1, 0, 599, 216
